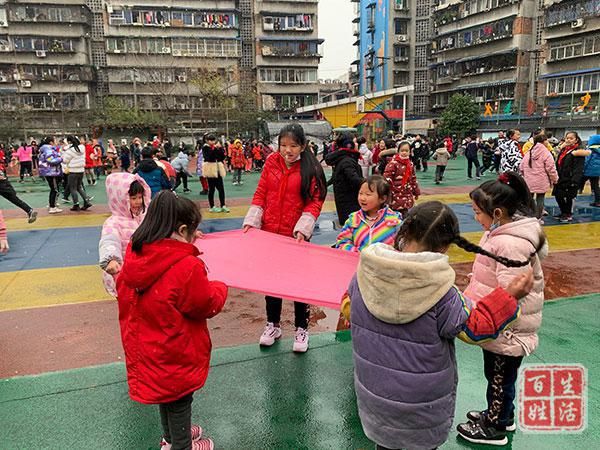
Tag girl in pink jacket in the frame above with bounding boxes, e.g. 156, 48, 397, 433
99, 172, 151, 297
519, 133, 558, 218
457, 172, 547, 446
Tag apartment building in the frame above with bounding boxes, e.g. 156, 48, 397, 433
538, 0, 600, 137
351, 0, 432, 115
429, 0, 537, 118
99, 0, 242, 129
0, 0, 324, 134
0, 0, 92, 131
254, 0, 322, 115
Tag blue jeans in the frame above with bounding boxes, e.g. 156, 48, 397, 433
483, 349, 523, 429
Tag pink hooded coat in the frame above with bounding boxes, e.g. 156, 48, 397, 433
99, 172, 151, 296
519, 143, 558, 194
464, 218, 547, 356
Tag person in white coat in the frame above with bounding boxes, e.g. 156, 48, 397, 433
62, 135, 92, 211
357, 137, 373, 178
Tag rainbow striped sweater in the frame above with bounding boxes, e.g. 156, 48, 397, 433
335, 207, 402, 252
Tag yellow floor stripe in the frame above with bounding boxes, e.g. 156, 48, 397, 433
0, 265, 111, 312
1, 221, 599, 313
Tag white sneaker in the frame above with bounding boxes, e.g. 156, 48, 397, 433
259, 322, 282, 346
293, 328, 309, 353
48, 207, 63, 214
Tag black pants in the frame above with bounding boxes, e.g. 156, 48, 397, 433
0, 179, 32, 214
46, 176, 60, 208
68, 173, 88, 206
589, 176, 600, 203
481, 155, 493, 174
159, 392, 194, 450
207, 176, 225, 208
20, 161, 33, 180
531, 193, 545, 218
62, 174, 70, 199
420, 158, 428, 172
233, 168, 243, 184
265, 296, 309, 329
483, 349, 523, 429
467, 157, 481, 178
435, 165, 446, 182
174, 172, 189, 191
493, 154, 501, 172
555, 193, 574, 217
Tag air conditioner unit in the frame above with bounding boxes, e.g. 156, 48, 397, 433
172, 49, 182, 56
395, 35, 408, 43
475, 96, 484, 102
0, 75, 7, 82
161, 47, 171, 54
13, 73, 20, 80
21, 80, 32, 88
180, 103, 188, 110
263, 22, 274, 31
571, 19, 585, 29
113, 49, 121, 53
106, 4, 113, 13
36, 50, 46, 58
0, 44, 9, 52
177, 75, 186, 82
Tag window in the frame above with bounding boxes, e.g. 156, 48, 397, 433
394, 19, 408, 35
264, 14, 312, 31
259, 68, 317, 83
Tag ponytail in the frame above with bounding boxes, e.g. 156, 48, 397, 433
396, 200, 545, 268
452, 235, 542, 268
131, 191, 201, 253
300, 150, 327, 202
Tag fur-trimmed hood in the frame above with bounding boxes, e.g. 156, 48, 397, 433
357, 243, 455, 324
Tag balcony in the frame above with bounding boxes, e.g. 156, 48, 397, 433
8, 5, 89, 25
545, 0, 598, 28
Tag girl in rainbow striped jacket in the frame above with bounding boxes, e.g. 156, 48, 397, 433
335, 175, 402, 252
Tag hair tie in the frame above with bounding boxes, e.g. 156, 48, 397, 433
498, 173, 510, 185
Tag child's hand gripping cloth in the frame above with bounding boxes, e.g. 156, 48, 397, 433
195, 228, 359, 308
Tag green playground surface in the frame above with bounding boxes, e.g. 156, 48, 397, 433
3, 158, 492, 210
1, 294, 599, 449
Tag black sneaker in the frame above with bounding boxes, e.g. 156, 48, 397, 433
27, 209, 38, 224
81, 202, 92, 211
200, 190, 208, 195
466, 410, 516, 432
70, 204, 81, 212
457, 420, 508, 446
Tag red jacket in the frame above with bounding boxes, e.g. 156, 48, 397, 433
252, 152, 324, 237
116, 239, 228, 404
383, 155, 421, 211
230, 145, 245, 169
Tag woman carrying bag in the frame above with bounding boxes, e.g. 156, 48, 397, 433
201, 135, 229, 213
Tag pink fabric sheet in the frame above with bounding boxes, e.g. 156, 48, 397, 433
195, 229, 359, 309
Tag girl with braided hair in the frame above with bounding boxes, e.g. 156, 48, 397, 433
341, 200, 534, 450
457, 171, 547, 446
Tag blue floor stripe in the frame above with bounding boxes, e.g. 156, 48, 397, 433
2, 197, 599, 273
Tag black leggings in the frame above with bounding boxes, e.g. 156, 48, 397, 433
20, 161, 33, 180
531, 193, 545, 218
0, 179, 32, 214
68, 173, 88, 206
266, 296, 309, 329
174, 172, 189, 191
207, 176, 225, 208
46, 176, 60, 208
159, 392, 194, 450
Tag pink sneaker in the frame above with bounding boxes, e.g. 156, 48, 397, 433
160, 425, 203, 449
192, 438, 214, 450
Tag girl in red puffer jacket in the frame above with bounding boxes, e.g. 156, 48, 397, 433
384, 141, 421, 216
117, 191, 228, 450
242, 123, 327, 353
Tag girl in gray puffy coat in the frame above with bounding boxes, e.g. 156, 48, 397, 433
343, 201, 534, 449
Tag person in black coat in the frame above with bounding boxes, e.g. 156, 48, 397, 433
553, 131, 591, 223
325, 132, 364, 225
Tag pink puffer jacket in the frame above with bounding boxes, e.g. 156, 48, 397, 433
519, 143, 558, 194
99, 172, 151, 296
464, 218, 547, 356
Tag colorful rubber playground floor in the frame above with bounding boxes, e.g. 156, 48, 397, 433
1, 158, 600, 449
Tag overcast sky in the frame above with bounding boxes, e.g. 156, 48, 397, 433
318, 0, 355, 80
